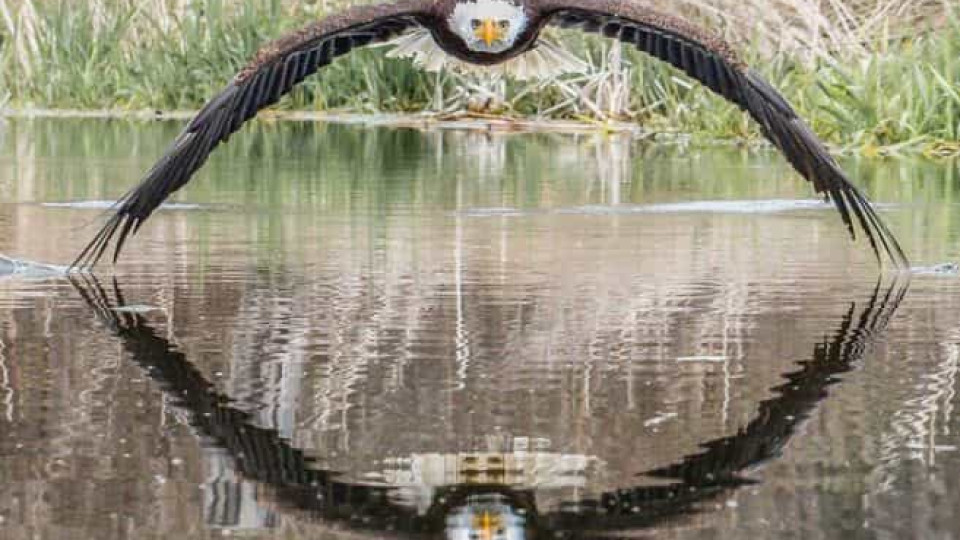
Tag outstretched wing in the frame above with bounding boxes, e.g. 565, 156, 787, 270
71, 1, 431, 269
540, 1, 908, 268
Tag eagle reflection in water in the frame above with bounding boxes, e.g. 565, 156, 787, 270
445, 493, 526, 540
70, 275, 906, 539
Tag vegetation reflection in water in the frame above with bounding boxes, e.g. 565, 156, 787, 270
71, 274, 907, 539
5, 118, 960, 268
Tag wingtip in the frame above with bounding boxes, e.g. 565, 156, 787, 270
845, 187, 910, 272
111, 217, 138, 265
68, 212, 136, 273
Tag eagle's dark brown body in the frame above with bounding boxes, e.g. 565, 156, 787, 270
71, 0, 909, 270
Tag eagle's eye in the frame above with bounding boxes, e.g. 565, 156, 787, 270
470, 19, 481, 29
498, 20, 510, 29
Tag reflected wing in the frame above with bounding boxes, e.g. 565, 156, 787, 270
540, 2, 908, 268
541, 276, 908, 533
71, 1, 430, 269
70, 274, 422, 530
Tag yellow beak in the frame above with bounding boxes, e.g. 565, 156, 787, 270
475, 19, 501, 46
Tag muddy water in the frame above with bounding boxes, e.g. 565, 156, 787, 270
0, 118, 959, 539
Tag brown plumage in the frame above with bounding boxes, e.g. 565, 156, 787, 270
69, 0, 908, 270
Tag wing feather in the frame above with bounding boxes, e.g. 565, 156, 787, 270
71, 2, 428, 269
545, 5, 907, 267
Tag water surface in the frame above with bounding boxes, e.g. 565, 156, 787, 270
0, 118, 959, 539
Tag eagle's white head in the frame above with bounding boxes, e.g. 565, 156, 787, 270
448, 0, 528, 53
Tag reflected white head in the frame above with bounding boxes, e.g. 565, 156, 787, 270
448, 0, 528, 53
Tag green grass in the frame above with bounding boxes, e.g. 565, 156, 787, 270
1, 0, 958, 155
621, 25, 960, 156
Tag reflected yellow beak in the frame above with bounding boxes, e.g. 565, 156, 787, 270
478, 512, 496, 540
475, 19, 501, 46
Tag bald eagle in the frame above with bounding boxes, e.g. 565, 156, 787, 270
70, 0, 908, 269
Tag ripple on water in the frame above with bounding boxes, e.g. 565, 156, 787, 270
0, 255, 65, 279
911, 262, 960, 275
41, 200, 203, 210
556, 199, 833, 215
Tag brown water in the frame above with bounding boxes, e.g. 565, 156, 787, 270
0, 118, 959, 539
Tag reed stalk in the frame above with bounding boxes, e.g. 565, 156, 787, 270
0, 0, 956, 154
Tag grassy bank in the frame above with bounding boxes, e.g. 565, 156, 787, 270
0, 0, 958, 155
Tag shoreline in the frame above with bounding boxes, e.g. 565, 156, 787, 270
6, 108, 955, 156
0, 107, 653, 136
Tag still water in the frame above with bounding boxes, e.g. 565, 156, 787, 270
0, 118, 959, 539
